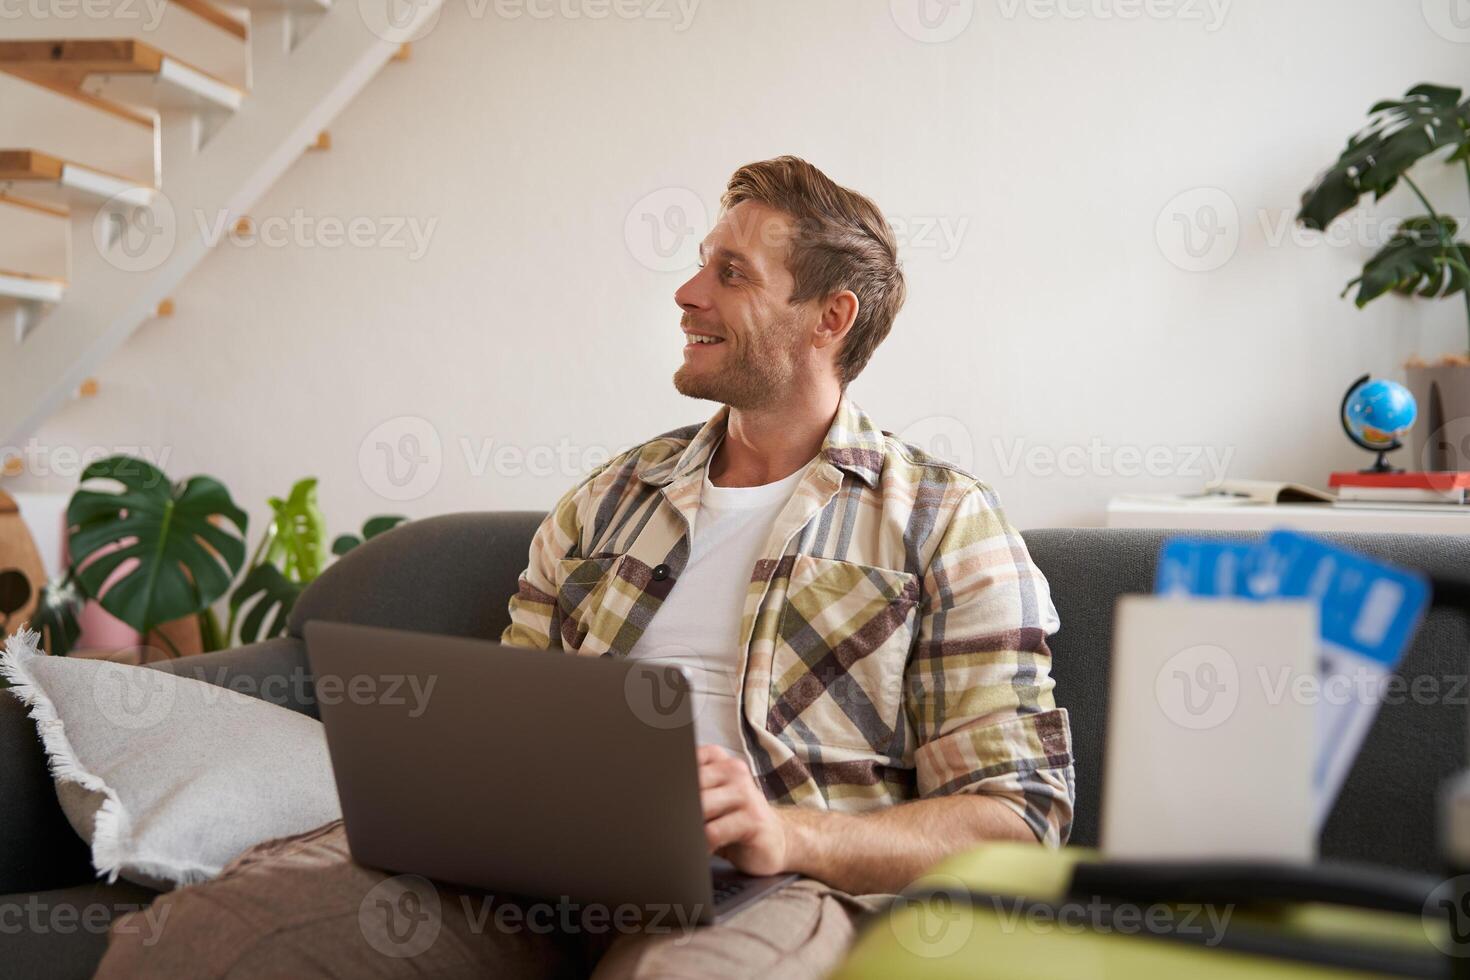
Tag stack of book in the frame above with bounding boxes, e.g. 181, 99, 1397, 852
1328, 471, 1470, 510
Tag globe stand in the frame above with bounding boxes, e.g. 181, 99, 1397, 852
1341, 373, 1407, 475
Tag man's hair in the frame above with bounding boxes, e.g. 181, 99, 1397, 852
721, 156, 905, 387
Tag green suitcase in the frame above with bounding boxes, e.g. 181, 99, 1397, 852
832, 844, 1450, 979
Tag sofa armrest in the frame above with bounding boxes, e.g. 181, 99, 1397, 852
0, 691, 97, 894
147, 636, 315, 717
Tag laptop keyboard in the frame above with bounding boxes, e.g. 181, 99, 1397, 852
711, 878, 748, 905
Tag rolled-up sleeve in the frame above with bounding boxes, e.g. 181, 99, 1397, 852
905, 481, 1075, 846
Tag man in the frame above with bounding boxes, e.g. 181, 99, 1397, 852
97, 156, 1072, 979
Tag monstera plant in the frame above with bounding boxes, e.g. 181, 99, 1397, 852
1298, 82, 1470, 469
31, 458, 405, 657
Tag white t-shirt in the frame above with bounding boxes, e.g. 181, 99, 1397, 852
625, 450, 810, 756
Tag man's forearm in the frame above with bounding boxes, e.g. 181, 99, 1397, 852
777, 794, 1036, 896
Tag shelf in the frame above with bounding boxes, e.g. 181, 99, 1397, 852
0, 269, 65, 305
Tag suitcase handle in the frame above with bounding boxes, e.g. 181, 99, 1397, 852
1070, 859, 1439, 916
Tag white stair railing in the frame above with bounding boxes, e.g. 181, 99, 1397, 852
0, 0, 441, 448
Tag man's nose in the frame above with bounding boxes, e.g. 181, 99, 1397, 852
674, 266, 714, 312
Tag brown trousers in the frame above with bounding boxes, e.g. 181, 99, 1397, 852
96, 821, 890, 979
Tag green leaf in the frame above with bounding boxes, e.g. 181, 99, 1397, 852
330, 534, 361, 557
1343, 216, 1470, 306
67, 455, 248, 637
261, 478, 327, 584
362, 515, 407, 540
228, 562, 302, 644
1299, 84, 1469, 231
330, 515, 407, 557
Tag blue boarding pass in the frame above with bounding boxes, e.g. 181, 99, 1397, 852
1154, 531, 1430, 830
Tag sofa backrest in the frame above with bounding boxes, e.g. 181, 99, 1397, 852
292, 512, 1470, 873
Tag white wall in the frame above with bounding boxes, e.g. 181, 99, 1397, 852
10, 0, 1470, 538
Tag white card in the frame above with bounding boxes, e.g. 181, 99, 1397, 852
1102, 595, 1318, 862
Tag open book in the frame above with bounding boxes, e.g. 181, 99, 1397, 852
1114, 479, 1335, 507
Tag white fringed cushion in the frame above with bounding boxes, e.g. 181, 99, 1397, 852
1, 628, 340, 890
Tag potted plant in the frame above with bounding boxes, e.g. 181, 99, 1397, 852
24, 456, 404, 659
1298, 83, 1470, 471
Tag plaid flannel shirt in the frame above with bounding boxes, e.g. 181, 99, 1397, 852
502, 395, 1075, 846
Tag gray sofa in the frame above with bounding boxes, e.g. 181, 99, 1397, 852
4, 513, 1468, 977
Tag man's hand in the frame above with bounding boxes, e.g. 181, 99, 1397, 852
697, 744, 791, 876
695, 744, 1038, 894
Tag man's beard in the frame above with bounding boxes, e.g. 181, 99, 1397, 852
672, 310, 807, 410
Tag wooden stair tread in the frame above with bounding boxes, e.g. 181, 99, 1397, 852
0, 39, 245, 113
0, 148, 153, 203
0, 190, 67, 218
171, 0, 250, 40
0, 269, 66, 304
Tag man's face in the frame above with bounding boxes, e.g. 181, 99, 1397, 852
672, 201, 815, 410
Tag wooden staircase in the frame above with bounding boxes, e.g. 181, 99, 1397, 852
0, 0, 442, 447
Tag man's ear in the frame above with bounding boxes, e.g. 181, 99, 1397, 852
812, 290, 859, 352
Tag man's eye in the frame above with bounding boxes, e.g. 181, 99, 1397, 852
721, 266, 743, 281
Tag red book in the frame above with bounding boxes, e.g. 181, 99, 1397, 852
1328, 471, 1470, 490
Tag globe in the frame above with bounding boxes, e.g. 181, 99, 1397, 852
1343, 377, 1417, 449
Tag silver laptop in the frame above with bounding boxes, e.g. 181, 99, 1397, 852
303, 620, 796, 926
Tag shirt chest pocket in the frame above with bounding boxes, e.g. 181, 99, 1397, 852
555, 554, 626, 652
766, 554, 921, 756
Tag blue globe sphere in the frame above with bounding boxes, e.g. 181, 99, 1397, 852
1344, 378, 1417, 450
